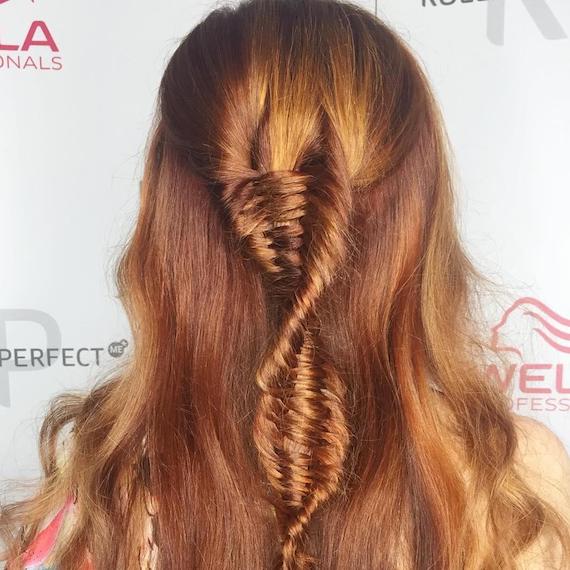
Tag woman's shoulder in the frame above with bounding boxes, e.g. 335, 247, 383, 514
512, 415, 570, 498
511, 414, 570, 568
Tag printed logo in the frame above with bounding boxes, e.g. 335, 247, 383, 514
108, 339, 129, 358
0, 309, 130, 408
0, 0, 62, 71
418, 0, 567, 46
487, 297, 570, 413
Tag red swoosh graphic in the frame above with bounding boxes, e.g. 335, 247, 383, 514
524, 310, 570, 341
490, 296, 570, 356
533, 328, 570, 354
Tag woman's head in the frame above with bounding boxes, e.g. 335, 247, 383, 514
128, 1, 462, 563
2, 1, 569, 569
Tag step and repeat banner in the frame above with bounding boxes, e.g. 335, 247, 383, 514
1, 0, 569, 481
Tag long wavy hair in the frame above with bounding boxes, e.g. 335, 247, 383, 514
1, 0, 569, 568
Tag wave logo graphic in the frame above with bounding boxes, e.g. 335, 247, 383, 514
490, 297, 570, 358
0, 0, 35, 4
488, 297, 570, 413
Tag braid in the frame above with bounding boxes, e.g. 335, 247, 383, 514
223, 170, 310, 297
221, 141, 353, 569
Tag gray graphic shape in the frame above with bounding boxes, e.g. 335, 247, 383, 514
487, 0, 567, 45
0, 309, 61, 407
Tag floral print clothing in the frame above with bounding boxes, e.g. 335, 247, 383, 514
9, 434, 157, 569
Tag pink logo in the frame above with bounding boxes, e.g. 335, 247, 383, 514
491, 296, 570, 358
0, 21, 58, 52
488, 297, 570, 413
0, 0, 61, 71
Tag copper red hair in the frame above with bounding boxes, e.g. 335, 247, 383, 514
2, 1, 569, 568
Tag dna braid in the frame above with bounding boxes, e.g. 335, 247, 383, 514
221, 154, 352, 570
223, 170, 310, 299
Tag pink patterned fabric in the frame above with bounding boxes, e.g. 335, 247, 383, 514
7, 491, 92, 570
20, 494, 77, 568
9, 433, 157, 569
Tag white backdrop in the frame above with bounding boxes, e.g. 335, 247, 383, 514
1, 0, 569, 484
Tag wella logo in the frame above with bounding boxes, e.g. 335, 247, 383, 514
0, 0, 62, 71
487, 297, 570, 412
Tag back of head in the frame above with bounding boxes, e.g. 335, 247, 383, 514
2, 1, 569, 569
